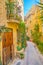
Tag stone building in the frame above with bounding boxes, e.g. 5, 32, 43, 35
17, 0, 24, 21
40, 0, 43, 3
0, 0, 24, 65
25, 5, 41, 40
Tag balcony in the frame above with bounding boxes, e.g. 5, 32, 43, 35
7, 13, 22, 24
5, 0, 22, 23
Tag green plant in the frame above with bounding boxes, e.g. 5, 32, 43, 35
17, 46, 22, 51
38, 41, 43, 54
31, 24, 42, 45
31, 24, 43, 54
6, 0, 15, 18
15, 14, 22, 21
18, 21, 26, 49
26, 36, 30, 41
20, 53, 24, 59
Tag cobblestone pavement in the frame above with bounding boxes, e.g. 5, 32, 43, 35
11, 41, 43, 65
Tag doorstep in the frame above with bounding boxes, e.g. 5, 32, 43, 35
8, 58, 17, 65
8, 58, 20, 65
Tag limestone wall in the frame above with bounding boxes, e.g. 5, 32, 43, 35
25, 5, 42, 38
0, 0, 7, 26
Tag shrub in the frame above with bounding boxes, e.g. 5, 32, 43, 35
17, 21, 26, 49
31, 24, 43, 54
22, 43, 27, 49
17, 45, 22, 51
26, 36, 30, 41
38, 41, 43, 54
20, 53, 24, 59
31, 24, 42, 45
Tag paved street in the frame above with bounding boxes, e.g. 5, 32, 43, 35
11, 41, 43, 65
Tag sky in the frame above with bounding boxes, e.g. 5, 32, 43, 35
24, 0, 40, 16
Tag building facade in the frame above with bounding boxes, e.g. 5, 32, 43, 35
25, 5, 41, 40
0, 0, 7, 26
40, 0, 43, 3
40, 0, 43, 35
0, 0, 24, 65
17, 0, 24, 21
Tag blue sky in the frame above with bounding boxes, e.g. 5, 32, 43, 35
24, 0, 40, 16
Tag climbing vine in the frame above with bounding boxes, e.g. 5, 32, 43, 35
17, 21, 26, 50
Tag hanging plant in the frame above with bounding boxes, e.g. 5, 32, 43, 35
5, 0, 15, 19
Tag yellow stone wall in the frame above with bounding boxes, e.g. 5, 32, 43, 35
0, 35, 2, 62
0, 41, 1, 56
40, 0, 43, 3
0, 0, 7, 26
25, 5, 42, 39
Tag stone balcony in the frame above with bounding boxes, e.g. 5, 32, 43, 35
7, 19, 19, 24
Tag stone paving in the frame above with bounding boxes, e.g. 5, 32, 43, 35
11, 41, 43, 65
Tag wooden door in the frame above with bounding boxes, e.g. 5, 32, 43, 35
2, 31, 13, 65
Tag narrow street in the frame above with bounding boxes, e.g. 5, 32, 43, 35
11, 41, 43, 65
